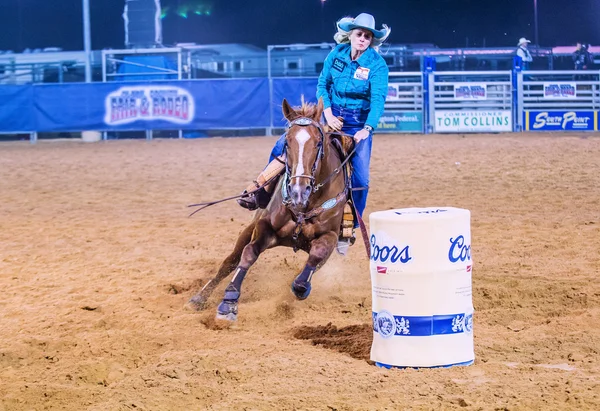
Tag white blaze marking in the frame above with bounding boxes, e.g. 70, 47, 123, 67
293, 129, 311, 193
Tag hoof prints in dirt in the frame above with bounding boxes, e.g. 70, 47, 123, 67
166, 279, 205, 295
293, 322, 372, 361
200, 314, 234, 330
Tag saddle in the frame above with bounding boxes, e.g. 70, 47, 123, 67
238, 132, 357, 246
330, 133, 357, 244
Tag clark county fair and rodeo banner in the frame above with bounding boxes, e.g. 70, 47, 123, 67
434, 110, 512, 133
453, 83, 487, 100
105, 86, 195, 126
542, 83, 577, 99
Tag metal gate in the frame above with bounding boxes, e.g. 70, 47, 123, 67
428, 71, 514, 133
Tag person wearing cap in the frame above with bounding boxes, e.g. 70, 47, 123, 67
516, 37, 533, 70
238, 13, 391, 234
573, 42, 592, 70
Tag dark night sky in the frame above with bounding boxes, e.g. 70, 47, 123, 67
0, 0, 599, 52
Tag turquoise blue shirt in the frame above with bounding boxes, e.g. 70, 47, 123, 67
316, 43, 389, 130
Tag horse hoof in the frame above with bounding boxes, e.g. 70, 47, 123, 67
215, 312, 238, 322
216, 300, 238, 321
291, 281, 311, 300
186, 294, 208, 311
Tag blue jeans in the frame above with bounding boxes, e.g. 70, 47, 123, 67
269, 105, 372, 221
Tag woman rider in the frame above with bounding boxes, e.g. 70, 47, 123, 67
238, 13, 390, 252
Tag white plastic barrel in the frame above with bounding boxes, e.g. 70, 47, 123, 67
81, 131, 102, 142
369, 207, 474, 368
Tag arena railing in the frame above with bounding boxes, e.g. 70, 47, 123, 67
518, 70, 600, 132
3, 60, 600, 143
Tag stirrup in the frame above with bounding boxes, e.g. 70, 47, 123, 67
336, 235, 355, 256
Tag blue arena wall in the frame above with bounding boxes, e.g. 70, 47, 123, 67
2, 64, 600, 137
0, 78, 321, 133
0, 78, 316, 133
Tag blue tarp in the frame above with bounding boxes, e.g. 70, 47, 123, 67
271, 78, 318, 127
1, 78, 274, 132
0, 85, 35, 132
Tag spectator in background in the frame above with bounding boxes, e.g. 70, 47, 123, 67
573, 42, 593, 70
586, 44, 595, 69
516, 37, 533, 70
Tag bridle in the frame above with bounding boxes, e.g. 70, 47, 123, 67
186, 115, 369, 258
282, 117, 325, 196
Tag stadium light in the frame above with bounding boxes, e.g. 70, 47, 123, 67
83, 0, 92, 82
534, 0, 539, 46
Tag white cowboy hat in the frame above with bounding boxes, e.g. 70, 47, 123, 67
518, 37, 531, 46
337, 13, 389, 39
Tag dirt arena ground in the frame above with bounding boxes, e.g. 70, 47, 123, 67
1, 133, 599, 410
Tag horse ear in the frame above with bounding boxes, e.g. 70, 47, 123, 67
314, 97, 324, 122
282, 99, 296, 122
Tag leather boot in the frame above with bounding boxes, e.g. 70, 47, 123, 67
237, 156, 285, 210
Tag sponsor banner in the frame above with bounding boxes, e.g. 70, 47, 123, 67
434, 110, 512, 132
386, 84, 400, 100
543, 82, 577, 99
377, 111, 423, 133
30, 79, 271, 132
105, 86, 195, 126
386, 83, 419, 101
453, 83, 487, 100
524, 111, 597, 131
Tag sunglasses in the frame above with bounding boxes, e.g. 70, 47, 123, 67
354, 31, 373, 40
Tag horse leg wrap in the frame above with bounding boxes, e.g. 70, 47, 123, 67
216, 298, 239, 321
226, 267, 247, 299
292, 265, 316, 300
216, 268, 248, 321
295, 265, 316, 284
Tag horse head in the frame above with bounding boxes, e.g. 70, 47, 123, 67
282, 97, 325, 211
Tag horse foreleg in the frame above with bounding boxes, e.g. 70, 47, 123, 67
291, 231, 338, 300
187, 222, 256, 311
216, 221, 277, 321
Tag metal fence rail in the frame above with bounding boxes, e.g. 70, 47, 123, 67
429, 71, 514, 133
518, 70, 600, 132
2, 61, 600, 143
381, 72, 424, 133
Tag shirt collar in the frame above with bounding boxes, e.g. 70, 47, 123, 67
341, 45, 375, 65
356, 47, 375, 66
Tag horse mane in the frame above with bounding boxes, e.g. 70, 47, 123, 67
286, 98, 354, 155
286, 97, 321, 122
297, 101, 319, 119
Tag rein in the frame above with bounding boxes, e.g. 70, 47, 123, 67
187, 127, 356, 216
187, 173, 281, 217
186, 121, 371, 259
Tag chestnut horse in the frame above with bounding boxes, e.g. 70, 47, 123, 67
188, 98, 353, 321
